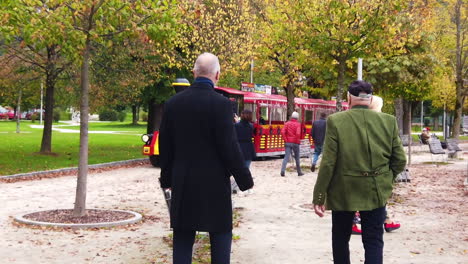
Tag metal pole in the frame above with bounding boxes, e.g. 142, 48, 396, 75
443, 103, 447, 140
357, 58, 363, 80
420, 101, 424, 130
40, 82, 43, 125
250, 59, 254, 83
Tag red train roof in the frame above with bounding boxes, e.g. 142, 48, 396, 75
214, 86, 348, 109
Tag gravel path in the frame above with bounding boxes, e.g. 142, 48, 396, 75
1, 149, 467, 264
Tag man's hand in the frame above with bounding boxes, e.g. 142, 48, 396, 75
314, 204, 326, 217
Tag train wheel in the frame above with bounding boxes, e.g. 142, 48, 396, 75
149, 155, 160, 167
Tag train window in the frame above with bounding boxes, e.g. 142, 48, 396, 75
294, 108, 302, 122
316, 109, 329, 120
244, 103, 256, 122
259, 107, 268, 125
305, 110, 314, 125
271, 107, 286, 122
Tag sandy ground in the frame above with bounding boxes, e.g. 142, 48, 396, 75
0, 146, 467, 264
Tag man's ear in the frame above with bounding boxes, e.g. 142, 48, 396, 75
214, 71, 220, 83
347, 92, 351, 105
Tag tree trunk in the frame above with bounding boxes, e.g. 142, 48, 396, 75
132, 105, 138, 125
453, 0, 465, 139
40, 46, 58, 153
402, 99, 412, 135
402, 99, 413, 165
147, 101, 164, 133
285, 81, 295, 118
433, 116, 439, 131
394, 98, 404, 134
16, 88, 22, 134
73, 38, 91, 217
336, 59, 346, 112
453, 88, 465, 138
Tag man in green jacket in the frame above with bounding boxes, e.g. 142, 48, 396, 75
312, 80, 406, 264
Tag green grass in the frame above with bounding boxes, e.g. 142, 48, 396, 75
59, 121, 147, 134
0, 120, 147, 176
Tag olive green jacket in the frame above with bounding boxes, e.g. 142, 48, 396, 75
312, 106, 406, 211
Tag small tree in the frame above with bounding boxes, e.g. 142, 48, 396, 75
0, 1, 74, 153
62, 0, 178, 217
303, 0, 410, 111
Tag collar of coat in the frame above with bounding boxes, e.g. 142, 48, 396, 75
351, 105, 370, 109
193, 77, 215, 88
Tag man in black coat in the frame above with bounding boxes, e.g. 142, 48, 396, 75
159, 52, 254, 264
311, 112, 327, 172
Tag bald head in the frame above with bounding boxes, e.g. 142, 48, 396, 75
193, 53, 221, 84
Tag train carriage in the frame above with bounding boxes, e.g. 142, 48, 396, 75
214, 86, 346, 157
142, 85, 346, 166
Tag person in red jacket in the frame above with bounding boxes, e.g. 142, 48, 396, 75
280, 111, 304, 176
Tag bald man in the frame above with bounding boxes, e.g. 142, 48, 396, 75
159, 52, 254, 264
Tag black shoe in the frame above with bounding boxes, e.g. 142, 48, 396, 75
298, 173, 304, 176
311, 165, 316, 172
280, 172, 285, 177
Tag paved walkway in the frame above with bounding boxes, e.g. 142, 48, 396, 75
0, 145, 466, 264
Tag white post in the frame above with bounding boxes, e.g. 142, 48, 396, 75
357, 58, 363, 80
420, 101, 424, 130
40, 82, 43, 125
250, 59, 254, 83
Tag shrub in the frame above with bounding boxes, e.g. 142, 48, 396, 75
423, 117, 431, 127
99, 109, 118, 121
118, 111, 126, 122
141, 113, 148, 122
31, 112, 39, 123
53, 109, 60, 122
60, 111, 72, 121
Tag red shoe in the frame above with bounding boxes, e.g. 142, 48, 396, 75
384, 222, 400, 232
352, 224, 362, 235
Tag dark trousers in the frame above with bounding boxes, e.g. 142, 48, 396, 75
173, 229, 232, 264
331, 206, 386, 264
281, 143, 302, 174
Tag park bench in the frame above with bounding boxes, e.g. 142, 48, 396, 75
400, 134, 424, 152
463, 116, 468, 135
446, 138, 462, 158
400, 134, 410, 147
395, 167, 411, 183
428, 138, 447, 163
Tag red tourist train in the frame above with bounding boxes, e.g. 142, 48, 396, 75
141, 84, 347, 166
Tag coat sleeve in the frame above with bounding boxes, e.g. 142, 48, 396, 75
215, 99, 254, 191
296, 122, 302, 140
158, 103, 173, 189
311, 121, 316, 142
390, 118, 407, 179
312, 117, 338, 205
281, 123, 286, 139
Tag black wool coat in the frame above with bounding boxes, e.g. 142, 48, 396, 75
311, 118, 327, 146
234, 120, 256, 161
159, 81, 254, 232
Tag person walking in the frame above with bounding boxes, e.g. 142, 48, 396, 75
311, 112, 327, 172
235, 109, 256, 169
312, 80, 407, 264
368, 95, 402, 233
280, 111, 304, 177
158, 53, 254, 264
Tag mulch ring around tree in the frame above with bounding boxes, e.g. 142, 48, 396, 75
14, 209, 142, 229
